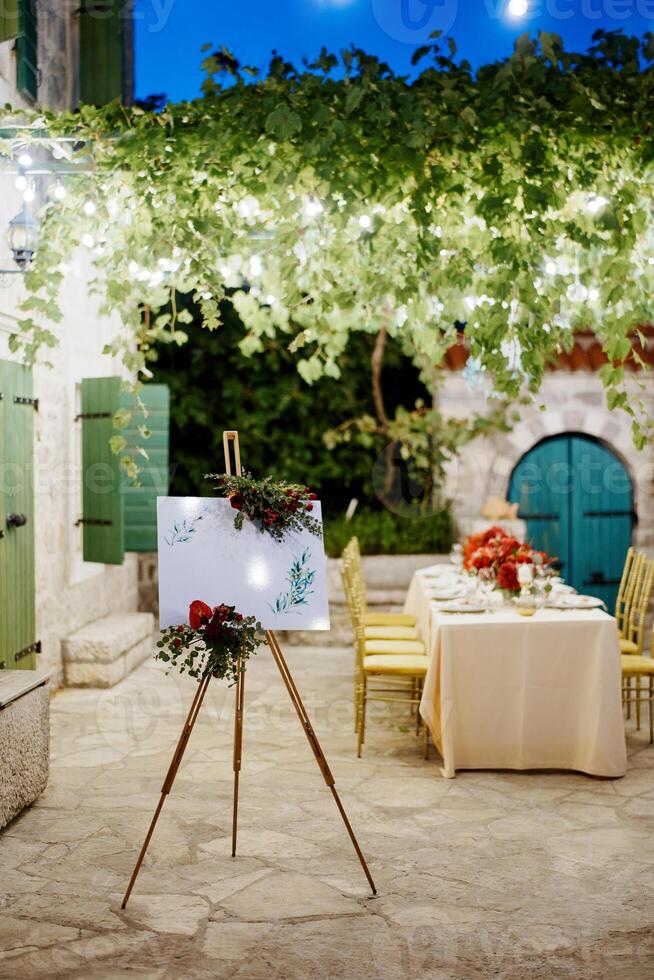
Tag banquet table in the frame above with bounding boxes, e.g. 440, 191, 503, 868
404, 567, 627, 779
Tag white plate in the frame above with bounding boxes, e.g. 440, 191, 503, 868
548, 595, 605, 610
426, 588, 467, 601
438, 602, 487, 614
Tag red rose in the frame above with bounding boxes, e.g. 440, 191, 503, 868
306, 502, 314, 512
308, 492, 318, 500
173, 637, 182, 648
176, 625, 185, 633
235, 612, 243, 622
205, 618, 222, 640
497, 561, 519, 592
189, 599, 213, 630
229, 492, 245, 511
472, 547, 493, 570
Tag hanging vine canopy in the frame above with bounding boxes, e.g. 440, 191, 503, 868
6, 30, 654, 447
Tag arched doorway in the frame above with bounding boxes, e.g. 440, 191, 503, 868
508, 434, 635, 608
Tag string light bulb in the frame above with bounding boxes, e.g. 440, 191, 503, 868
18, 152, 32, 167
54, 181, 66, 200
23, 184, 36, 203
15, 174, 28, 191
304, 198, 323, 218
83, 200, 96, 216
358, 215, 372, 230
82, 232, 94, 248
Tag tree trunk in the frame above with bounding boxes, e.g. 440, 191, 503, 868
370, 323, 395, 504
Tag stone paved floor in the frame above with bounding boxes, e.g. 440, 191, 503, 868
1, 645, 654, 979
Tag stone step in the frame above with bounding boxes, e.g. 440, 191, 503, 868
62, 612, 155, 688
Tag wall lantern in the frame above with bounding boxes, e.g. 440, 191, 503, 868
0, 207, 38, 285
9, 207, 38, 269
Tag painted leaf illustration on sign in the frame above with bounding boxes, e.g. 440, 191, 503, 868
164, 511, 205, 547
268, 549, 316, 615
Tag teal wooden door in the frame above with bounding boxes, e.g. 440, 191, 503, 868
508, 434, 634, 608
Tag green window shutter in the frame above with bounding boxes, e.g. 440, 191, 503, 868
79, 0, 123, 106
123, 385, 170, 552
17, 0, 37, 101
0, 360, 37, 671
0, 0, 19, 44
80, 377, 124, 565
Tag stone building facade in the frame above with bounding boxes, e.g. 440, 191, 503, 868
440, 334, 654, 559
0, 2, 142, 687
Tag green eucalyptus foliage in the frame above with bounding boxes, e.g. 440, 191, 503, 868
5, 30, 654, 448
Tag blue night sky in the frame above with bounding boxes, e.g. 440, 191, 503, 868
134, 1, 654, 102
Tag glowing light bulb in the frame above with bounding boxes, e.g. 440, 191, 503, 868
358, 215, 372, 230
249, 255, 263, 277
54, 182, 66, 200
508, 0, 528, 15
15, 175, 27, 191
585, 194, 608, 216
83, 200, 96, 216
18, 153, 32, 167
304, 199, 323, 218
544, 259, 557, 276
588, 287, 600, 302
82, 233, 94, 248
23, 186, 35, 203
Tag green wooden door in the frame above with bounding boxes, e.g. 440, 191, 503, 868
0, 360, 37, 671
509, 434, 634, 608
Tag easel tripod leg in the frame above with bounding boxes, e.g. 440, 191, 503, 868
266, 631, 377, 895
121, 673, 211, 909
231, 659, 245, 857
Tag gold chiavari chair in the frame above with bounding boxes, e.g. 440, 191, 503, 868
620, 555, 653, 657
341, 560, 429, 758
621, 621, 654, 743
615, 547, 636, 637
620, 555, 654, 735
342, 538, 417, 630
341, 556, 421, 730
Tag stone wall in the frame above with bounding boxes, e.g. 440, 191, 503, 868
439, 371, 654, 553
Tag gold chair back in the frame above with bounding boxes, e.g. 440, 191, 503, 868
615, 546, 635, 635
620, 551, 645, 639
343, 537, 367, 606
625, 556, 654, 655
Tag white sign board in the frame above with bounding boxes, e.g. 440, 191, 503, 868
157, 497, 331, 632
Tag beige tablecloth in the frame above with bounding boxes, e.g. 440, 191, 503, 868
405, 569, 627, 779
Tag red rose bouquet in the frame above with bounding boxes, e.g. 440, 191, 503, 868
205, 471, 322, 542
464, 526, 553, 594
156, 600, 264, 684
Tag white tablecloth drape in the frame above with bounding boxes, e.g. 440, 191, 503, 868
404, 569, 627, 779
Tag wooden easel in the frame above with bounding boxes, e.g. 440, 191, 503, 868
121, 431, 376, 908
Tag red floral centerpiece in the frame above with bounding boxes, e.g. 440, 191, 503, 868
204, 471, 322, 542
156, 600, 264, 684
463, 526, 554, 594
